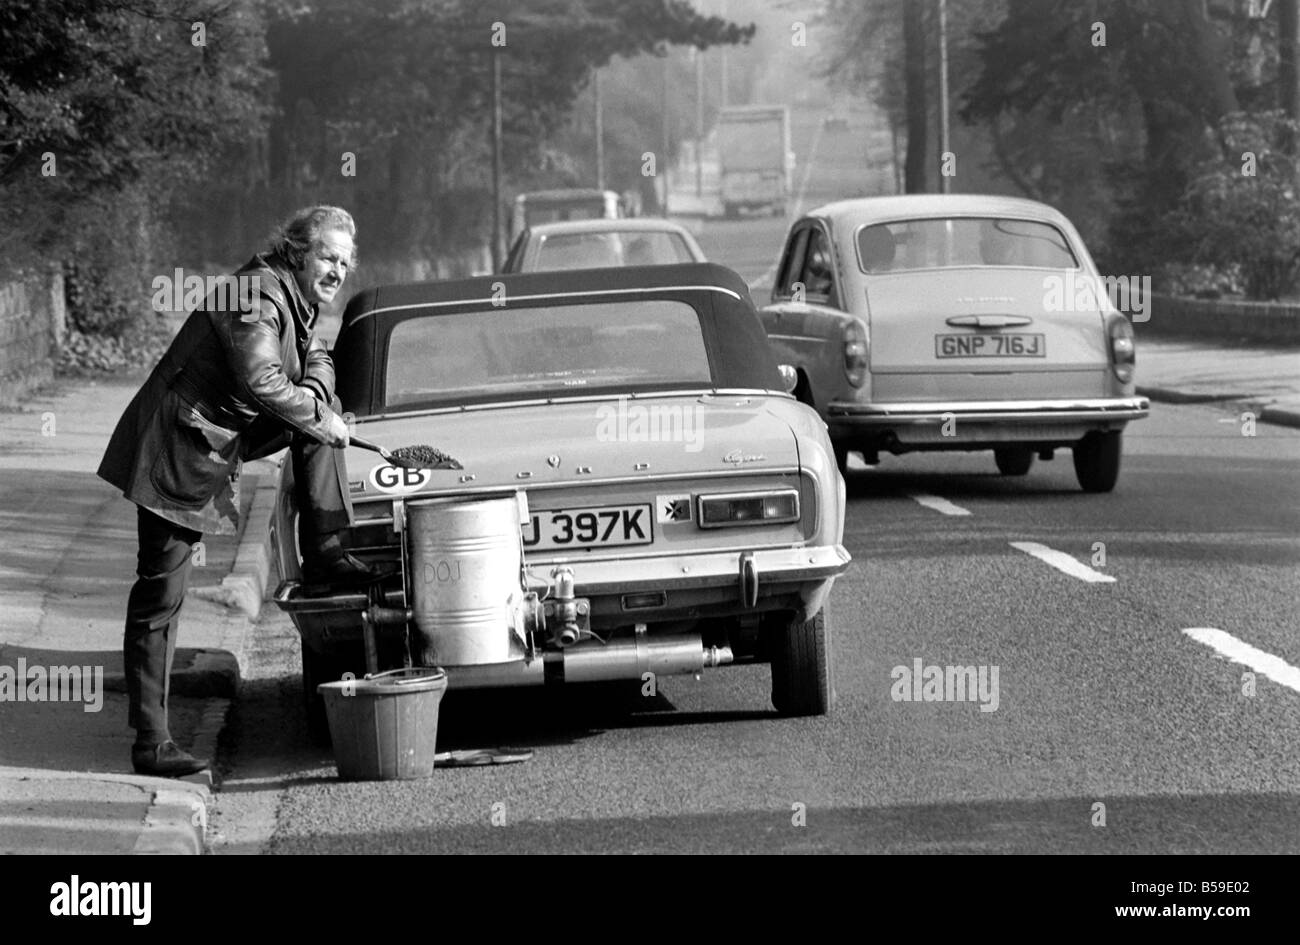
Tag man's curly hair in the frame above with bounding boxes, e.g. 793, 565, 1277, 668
268, 206, 358, 271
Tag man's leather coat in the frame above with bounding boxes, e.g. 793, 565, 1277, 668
99, 253, 336, 535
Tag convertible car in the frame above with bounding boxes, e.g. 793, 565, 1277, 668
761, 195, 1150, 491
272, 263, 850, 738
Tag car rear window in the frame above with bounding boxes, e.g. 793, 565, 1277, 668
856, 217, 1079, 273
535, 231, 695, 270
525, 201, 607, 225
384, 300, 713, 409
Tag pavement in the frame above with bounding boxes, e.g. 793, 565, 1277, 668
0, 334, 1295, 855
1134, 339, 1300, 427
0, 375, 280, 856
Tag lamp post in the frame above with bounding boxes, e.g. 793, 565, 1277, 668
938, 0, 951, 194
695, 47, 705, 197
491, 47, 503, 270
594, 67, 605, 190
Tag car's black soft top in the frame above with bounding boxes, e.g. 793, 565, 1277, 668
333, 263, 784, 415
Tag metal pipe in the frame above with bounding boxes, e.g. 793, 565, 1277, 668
440, 635, 733, 689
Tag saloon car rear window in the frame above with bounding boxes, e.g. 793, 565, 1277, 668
535, 231, 695, 270
856, 217, 1079, 273
384, 300, 713, 408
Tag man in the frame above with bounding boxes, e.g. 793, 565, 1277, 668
99, 205, 389, 777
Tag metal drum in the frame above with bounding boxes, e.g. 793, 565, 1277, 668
406, 495, 524, 666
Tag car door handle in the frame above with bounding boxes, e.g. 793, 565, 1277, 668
945, 315, 1033, 328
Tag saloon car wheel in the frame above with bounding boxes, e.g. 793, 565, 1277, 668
1073, 431, 1122, 493
994, 447, 1034, 476
770, 608, 832, 717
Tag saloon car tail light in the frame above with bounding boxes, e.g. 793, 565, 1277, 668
697, 490, 800, 528
843, 319, 868, 387
1108, 317, 1136, 383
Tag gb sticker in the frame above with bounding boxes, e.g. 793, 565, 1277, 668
368, 464, 432, 494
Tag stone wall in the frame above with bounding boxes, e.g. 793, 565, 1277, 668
1142, 293, 1300, 345
0, 270, 65, 404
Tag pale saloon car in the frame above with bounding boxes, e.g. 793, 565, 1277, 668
502, 217, 707, 273
761, 195, 1149, 491
272, 263, 850, 737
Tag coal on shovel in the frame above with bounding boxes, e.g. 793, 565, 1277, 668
351, 435, 463, 470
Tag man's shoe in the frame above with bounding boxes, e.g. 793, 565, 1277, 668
302, 551, 399, 590
132, 740, 209, 778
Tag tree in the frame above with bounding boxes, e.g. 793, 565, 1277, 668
960, 0, 1254, 269
820, 0, 1008, 196
0, 0, 268, 270
902, 0, 928, 193
1168, 111, 1300, 299
183, 0, 756, 270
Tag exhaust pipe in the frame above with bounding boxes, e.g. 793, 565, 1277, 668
441, 634, 734, 689
561, 633, 732, 683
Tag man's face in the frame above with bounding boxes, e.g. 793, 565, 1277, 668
295, 228, 354, 306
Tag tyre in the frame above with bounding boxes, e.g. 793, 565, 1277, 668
833, 443, 850, 476
994, 446, 1034, 476
301, 644, 348, 746
770, 608, 832, 717
1073, 430, 1122, 493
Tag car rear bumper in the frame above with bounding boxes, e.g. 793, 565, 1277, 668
827, 395, 1150, 426
275, 544, 852, 617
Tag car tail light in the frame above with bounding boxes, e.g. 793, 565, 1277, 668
1108, 317, 1135, 383
697, 490, 800, 528
843, 319, 868, 388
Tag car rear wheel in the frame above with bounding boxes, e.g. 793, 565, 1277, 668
770, 608, 832, 717
833, 444, 850, 476
1073, 431, 1122, 492
994, 446, 1034, 476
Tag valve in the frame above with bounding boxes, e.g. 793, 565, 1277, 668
546, 565, 590, 647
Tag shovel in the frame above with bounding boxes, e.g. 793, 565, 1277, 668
351, 434, 463, 470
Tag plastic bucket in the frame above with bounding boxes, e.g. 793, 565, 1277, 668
318, 667, 448, 780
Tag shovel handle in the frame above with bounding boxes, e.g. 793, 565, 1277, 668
350, 435, 388, 457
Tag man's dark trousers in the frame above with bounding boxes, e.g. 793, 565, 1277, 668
124, 429, 350, 740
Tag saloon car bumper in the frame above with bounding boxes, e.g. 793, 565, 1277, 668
827, 395, 1149, 426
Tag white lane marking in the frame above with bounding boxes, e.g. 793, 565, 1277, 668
1009, 541, 1116, 583
1182, 627, 1300, 694
908, 493, 972, 517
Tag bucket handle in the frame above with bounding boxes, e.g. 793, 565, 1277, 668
365, 667, 445, 686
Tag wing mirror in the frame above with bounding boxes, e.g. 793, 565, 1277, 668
778, 364, 798, 394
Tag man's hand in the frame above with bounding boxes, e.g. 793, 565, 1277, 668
324, 411, 350, 448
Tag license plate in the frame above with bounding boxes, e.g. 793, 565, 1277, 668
521, 504, 653, 550
935, 333, 1045, 358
